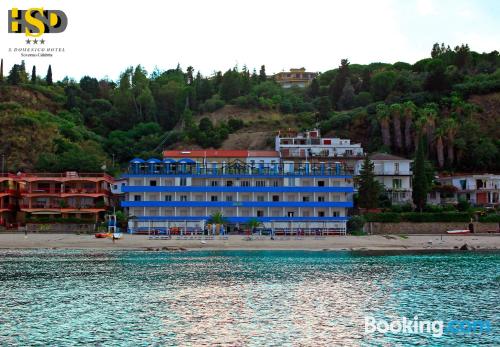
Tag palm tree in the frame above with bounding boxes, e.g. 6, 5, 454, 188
414, 116, 427, 150
402, 101, 416, 152
390, 103, 403, 151
208, 211, 227, 225
246, 218, 261, 233
376, 104, 391, 149
420, 106, 438, 155
434, 126, 446, 168
442, 118, 458, 165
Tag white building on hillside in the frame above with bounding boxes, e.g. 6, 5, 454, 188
428, 174, 500, 206
276, 129, 364, 159
355, 153, 413, 204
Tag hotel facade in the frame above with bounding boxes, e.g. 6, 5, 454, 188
122, 150, 354, 234
17, 172, 114, 223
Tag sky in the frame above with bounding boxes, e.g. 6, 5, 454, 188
1, 0, 499, 81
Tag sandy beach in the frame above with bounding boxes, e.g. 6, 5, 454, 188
0, 233, 499, 251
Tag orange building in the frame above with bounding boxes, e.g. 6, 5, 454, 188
274, 68, 318, 88
17, 172, 114, 222
0, 174, 18, 226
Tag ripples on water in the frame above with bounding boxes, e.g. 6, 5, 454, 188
0, 250, 498, 346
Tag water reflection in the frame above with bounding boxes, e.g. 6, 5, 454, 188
0, 250, 498, 346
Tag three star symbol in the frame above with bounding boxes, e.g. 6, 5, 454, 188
25, 38, 45, 45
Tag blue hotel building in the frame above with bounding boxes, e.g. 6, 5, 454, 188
121, 150, 353, 234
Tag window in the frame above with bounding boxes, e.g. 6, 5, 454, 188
272, 195, 280, 202
256, 180, 265, 187
211, 196, 218, 202
180, 178, 187, 186
318, 211, 325, 217
113, 185, 117, 189
257, 210, 264, 217
241, 181, 250, 187
392, 179, 402, 189
134, 195, 141, 201
257, 195, 265, 202
287, 212, 294, 217
180, 195, 188, 202
317, 180, 325, 187
149, 180, 157, 186
288, 178, 295, 186
272, 180, 279, 187
226, 195, 233, 202
302, 196, 310, 202
318, 196, 325, 202
211, 181, 219, 187
332, 211, 340, 217
226, 181, 233, 187
165, 195, 172, 202
394, 162, 400, 173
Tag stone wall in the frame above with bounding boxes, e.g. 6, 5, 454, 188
25, 223, 96, 233
364, 222, 499, 234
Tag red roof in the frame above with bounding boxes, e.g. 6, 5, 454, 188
163, 150, 279, 158
248, 150, 281, 157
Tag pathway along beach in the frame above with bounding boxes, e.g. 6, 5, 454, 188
0, 233, 499, 251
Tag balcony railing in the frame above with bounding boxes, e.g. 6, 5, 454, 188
20, 204, 107, 209
21, 188, 109, 194
128, 165, 353, 176
18, 173, 113, 180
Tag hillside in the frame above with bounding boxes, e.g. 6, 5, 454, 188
0, 44, 499, 173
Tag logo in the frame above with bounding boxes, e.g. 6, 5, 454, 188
8, 8, 68, 37
365, 315, 491, 338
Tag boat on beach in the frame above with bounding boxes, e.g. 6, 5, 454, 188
446, 229, 470, 235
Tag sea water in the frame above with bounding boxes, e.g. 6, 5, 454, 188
0, 250, 498, 346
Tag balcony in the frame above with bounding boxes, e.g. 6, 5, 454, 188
0, 188, 17, 194
128, 164, 353, 176
21, 187, 109, 195
373, 170, 412, 176
20, 203, 108, 210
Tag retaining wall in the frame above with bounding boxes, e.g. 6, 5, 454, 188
364, 222, 499, 234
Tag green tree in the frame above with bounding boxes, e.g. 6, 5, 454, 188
390, 103, 403, 151
434, 126, 446, 168
208, 211, 227, 225
329, 59, 350, 107
402, 101, 416, 152
7, 63, 28, 85
31, 65, 36, 83
246, 217, 261, 232
220, 69, 241, 101
412, 137, 429, 212
419, 105, 438, 155
46, 64, 53, 85
370, 70, 397, 100
442, 117, 458, 165
309, 78, 320, 98
337, 79, 355, 110
357, 156, 380, 209
313, 96, 332, 120
424, 58, 448, 92
376, 104, 391, 148
259, 65, 267, 82
80, 76, 100, 98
